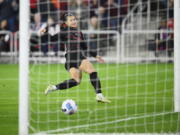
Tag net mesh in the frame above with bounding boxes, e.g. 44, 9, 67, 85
28, 0, 179, 134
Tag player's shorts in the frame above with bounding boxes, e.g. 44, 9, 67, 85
64, 53, 86, 71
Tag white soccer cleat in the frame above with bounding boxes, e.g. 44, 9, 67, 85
96, 93, 111, 103
44, 84, 56, 95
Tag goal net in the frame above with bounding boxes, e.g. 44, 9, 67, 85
19, 0, 180, 134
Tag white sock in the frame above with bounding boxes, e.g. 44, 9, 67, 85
52, 85, 57, 90
97, 93, 103, 97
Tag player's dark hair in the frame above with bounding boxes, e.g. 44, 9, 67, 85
62, 13, 75, 22
60, 13, 77, 29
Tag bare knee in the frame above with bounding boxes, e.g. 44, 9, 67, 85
72, 77, 81, 84
80, 59, 96, 74
83, 65, 96, 74
71, 73, 82, 84
69, 68, 82, 83
86, 69, 96, 74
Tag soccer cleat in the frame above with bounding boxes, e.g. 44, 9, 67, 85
44, 84, 56, 95
96, 94, 111, 103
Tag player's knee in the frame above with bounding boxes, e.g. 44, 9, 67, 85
88, 69, 96, 74
87, 65, 96, 74
69, 68, 81, 84
73, 78, 81, 84
71, 73, 82, 84
85, 66, 96, 74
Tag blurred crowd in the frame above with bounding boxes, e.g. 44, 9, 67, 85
29, 0, 128, 31
148, 0, 174, 58
0, 0, 174, 56
29, 0, 129, 56
0, 0, 18, 52
0, 0, 174, 33
0, 0, 19, 32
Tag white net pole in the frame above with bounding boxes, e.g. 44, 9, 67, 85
19, 0, 30, 134
174, 0, 180, 112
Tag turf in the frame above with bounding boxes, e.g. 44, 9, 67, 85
0, 63, 179, 135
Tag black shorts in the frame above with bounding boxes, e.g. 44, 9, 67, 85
64, 53, 86, 71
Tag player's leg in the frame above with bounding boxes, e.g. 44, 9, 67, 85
45, 67, 82, 95
56, 67, 82, 89
79, 59, 100, 93
79, 59, 110, 103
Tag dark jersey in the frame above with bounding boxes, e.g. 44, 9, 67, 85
50, 24, 97, 58
48, 24, 97, 70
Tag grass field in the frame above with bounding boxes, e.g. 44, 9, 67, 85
0, 63, 180, 135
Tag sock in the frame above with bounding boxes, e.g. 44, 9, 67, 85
55, 79, 79, 90
52, 85, 57, 90
90, 72, 102, 94
96, 93, 103, 97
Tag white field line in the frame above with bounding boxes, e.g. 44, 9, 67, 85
32, 111, 177, 135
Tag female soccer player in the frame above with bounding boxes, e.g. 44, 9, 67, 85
41, 13, 110, 103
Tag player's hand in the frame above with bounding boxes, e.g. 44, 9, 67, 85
37, 23, 47, 36
48, 25, 60, 36
96, 56, 105, 63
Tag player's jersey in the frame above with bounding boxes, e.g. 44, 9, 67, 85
50, 24, 97, 59
45, 23, 97, 70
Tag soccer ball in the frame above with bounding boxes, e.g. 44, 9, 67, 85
61, 99, 77, 115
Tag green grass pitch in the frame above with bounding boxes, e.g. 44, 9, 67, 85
0, 63, 179, 135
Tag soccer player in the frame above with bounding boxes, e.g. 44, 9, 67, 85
40, 13, 110, 103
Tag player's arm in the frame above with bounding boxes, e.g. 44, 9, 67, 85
37, 23, 47, 36
95, 55, 105, 63
37, 23, 60, 36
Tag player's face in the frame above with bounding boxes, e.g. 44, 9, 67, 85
65, 16, 78, 28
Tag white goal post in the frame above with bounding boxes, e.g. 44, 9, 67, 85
19, 0, 30, 135
174, 0, 180, 112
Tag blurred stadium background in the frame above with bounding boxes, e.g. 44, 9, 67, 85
0, 0, 174, 63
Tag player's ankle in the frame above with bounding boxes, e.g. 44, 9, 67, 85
96, 93, 103, 97
52, 85, 57, 90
